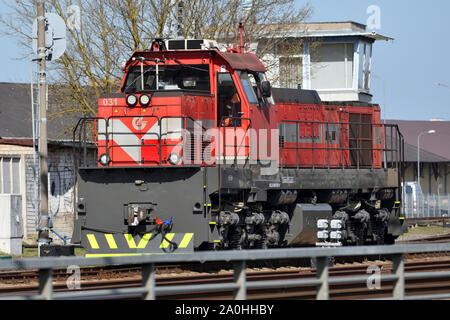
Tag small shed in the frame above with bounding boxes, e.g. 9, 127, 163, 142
0, 83, 95, 244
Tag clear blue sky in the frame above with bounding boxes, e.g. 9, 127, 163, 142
0, 0, 449, 120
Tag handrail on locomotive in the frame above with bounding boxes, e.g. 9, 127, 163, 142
73, 115, 404, 172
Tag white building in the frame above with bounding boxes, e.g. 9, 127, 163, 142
0, 83, 95, 245
257, 21, 392, 103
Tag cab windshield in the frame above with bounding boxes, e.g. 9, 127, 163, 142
123, 64, 210, 93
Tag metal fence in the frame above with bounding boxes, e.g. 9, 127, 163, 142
1, 244, 450, 300
403, 193, 450, 219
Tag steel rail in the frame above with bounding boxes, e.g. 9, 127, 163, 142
2, 244, 450, 270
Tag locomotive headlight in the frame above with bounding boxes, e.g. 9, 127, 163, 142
139, 94, 151, 106
99, 153, 111, 166
126, 94, 138, 107
168, 152, 180, 165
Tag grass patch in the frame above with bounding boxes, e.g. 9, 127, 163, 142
0, 247, 86, 258
75, 248, 86, 256
22, 247, 38, 257
0, 250, 12, 257
408, 224, 450, 236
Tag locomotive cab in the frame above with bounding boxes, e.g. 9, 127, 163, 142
96, 39, 276, 168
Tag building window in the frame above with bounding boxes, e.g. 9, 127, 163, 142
0, 157, 21, 194
279, 57, 303, 89
359, 42, 373, 91
364, 43, 372, 90
310, 43, 354, 90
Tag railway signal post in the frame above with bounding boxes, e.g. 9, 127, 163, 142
36, 0, 50, 249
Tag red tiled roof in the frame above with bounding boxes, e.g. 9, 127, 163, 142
0, 138, 94, 149
0, 138, 34, 147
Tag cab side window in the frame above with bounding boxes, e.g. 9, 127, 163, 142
240, 71, 274, 107
217, 73, 241, 127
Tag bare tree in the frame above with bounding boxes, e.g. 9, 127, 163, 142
0, 0, 313, 127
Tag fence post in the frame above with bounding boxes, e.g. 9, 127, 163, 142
142, 263, 155, 300
316, 257, 329, 300
39, 268, 53, 300
392, 254, 405, 300
233, 260, 246, 300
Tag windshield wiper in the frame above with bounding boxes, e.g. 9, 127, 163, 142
170, 57, 209, 73
123, 66, 154, 93
123, 57, 166, 93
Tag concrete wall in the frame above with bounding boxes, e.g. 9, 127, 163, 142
404, 162, 450, 195
25, 147, 87, 244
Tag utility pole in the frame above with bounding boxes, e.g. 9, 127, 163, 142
417, 130, 436, 189
37, 1, 51, 246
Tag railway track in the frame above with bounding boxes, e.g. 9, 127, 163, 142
1, 234, 449, 300
397, 233, 450, 244
0, 264, 191, 285
1, 251, 448, 286
1, 256, 450, 300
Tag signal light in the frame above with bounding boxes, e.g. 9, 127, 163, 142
330, 220, 343, 230
330, 231, 342, 240
317, 231, 329, 239
139, 94, 151, 106
126, 94, 138, 107
317, 219, 329, 229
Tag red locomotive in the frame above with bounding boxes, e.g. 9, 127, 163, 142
72, 36, 405, 256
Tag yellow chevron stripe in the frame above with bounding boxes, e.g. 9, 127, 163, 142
86, 234, 99, 249
160, 233, 175, 249
124, 234, 137, 248
178, 233, 194, 248
105, 234, 118, 249
124, 233, 153, 249
137, 233, 152, 248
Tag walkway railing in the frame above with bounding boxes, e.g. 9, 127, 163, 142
1, 244, 450, 300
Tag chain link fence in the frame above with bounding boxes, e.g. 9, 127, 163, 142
404, 193, 450, 219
